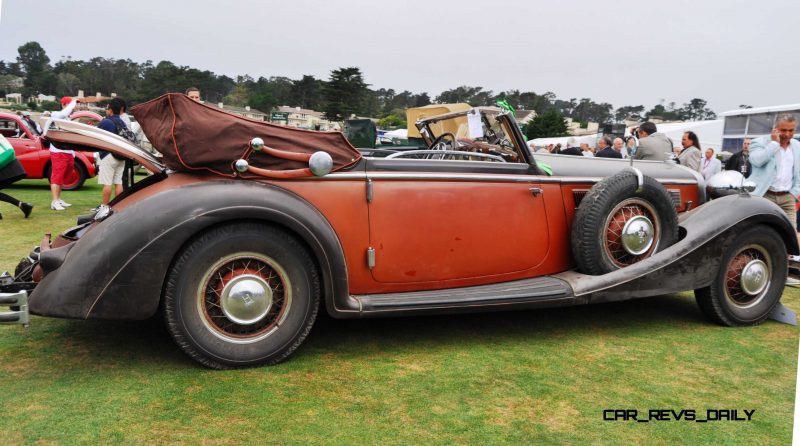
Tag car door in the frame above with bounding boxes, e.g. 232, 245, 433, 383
366, 160, 549, 284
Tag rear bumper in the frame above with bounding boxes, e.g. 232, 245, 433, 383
0, 291, 29, 327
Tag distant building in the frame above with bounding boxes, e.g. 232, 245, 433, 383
275, 105, 340, 131
515, 109, 536, 126
565, 117, 599, 136
207, 103, 268, 121
34, 93, 56, 103
4, 93, 22, 104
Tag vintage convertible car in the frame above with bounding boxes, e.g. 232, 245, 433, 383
1, 94, 797, 369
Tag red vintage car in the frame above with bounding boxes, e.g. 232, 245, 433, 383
1, 94, 796, 369
0, 111, 99, 190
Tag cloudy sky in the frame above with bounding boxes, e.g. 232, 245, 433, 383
1, 0, 797, 113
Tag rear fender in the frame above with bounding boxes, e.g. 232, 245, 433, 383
29, 180, 352, 320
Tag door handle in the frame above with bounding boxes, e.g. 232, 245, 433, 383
529, 187, 543, 196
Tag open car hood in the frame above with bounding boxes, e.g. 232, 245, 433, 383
43, 119, 165, 174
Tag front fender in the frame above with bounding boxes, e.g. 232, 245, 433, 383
556, 193, 797, 301
29, 179, 350, 320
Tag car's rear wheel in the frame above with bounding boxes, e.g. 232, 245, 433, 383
695, 225, 786, 326
62, 161, 87, 191
571, 170, 679, 275
163, 223, 320, 369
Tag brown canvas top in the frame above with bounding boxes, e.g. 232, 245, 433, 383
131, 93, 361, 178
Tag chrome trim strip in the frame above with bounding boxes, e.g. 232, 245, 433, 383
315, 172, 698, 184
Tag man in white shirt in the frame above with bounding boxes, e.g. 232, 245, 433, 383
700, 148, 721, 181
41, 96, 79, 210
749, 114, 800, 227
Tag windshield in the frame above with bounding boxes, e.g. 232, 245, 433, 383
419, 109, 523, 162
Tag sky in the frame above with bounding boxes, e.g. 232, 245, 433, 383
0, 0, 798, 114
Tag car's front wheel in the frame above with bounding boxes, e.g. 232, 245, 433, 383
163, 223, 320, 369
695, 225, 786, 326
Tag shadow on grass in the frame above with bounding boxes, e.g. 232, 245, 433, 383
33, 294, 708, 368
48, 316, 196, 369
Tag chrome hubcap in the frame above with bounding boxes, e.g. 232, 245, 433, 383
740, 259, 769, 296
219, 274, 272, 325
620, 215, 655, 255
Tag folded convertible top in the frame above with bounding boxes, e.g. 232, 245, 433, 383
131, 93, 361, 178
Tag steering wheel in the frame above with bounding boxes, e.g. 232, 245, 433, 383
430, 132, 457, 151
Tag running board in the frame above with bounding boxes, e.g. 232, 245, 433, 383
352, 276, 577, 316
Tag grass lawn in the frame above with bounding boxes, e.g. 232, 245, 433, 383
1, 178, 798, 445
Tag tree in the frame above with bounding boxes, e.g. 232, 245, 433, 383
679, 98, 716, 121
614, 105, 645, 123
323, 67, 368, 120
645, 99, 682, 121
290, 75, 324, 110
377, 113, 406, 129
494, 89, 555, 113
55, 72, 81, 96
524, 109, 568, 139
434, 86, 494, 106
16, 41, 50, 74
16, 41, 55, 95
223, 82, 250, 107
410, 92, 431, 107
40, 100, 61, 111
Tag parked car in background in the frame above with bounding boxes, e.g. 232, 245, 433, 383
0, 111, 97, 190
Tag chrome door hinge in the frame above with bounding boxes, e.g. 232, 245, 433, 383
366, 178, 374, 203
367, 247, 376, 269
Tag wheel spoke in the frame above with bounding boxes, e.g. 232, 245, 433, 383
200, 256, 290, 339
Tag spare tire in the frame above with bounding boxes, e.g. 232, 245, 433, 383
571, 170, 679, 275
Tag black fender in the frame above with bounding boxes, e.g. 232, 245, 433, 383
555, 193, 798, 302
29, 179, 356, 320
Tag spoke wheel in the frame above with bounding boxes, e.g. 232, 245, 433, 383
602, 198, 660, 267
695, 225, 786, 326
198, 254, 292, 342
164, 223, 319, 369
571, 171, 678, 275
722, 246, 771, 309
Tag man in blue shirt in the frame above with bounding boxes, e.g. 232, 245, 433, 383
96, 98, 130, 212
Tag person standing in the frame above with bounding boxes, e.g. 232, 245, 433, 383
725, 138, 752, 177
625, 135, 637, 158
700, 148, 722, 181
41, 96, 79, 211
559, 137, 582, 156
0, 133, 33, 219
634, 122, 672, 161
96, 98, 130, 212
749, 114, 800, 227
613, 137, 628, 159
678, 131, 702, 171
21, 111, 42, 135
186, 87, 201, 102
596, 136, 622, 158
